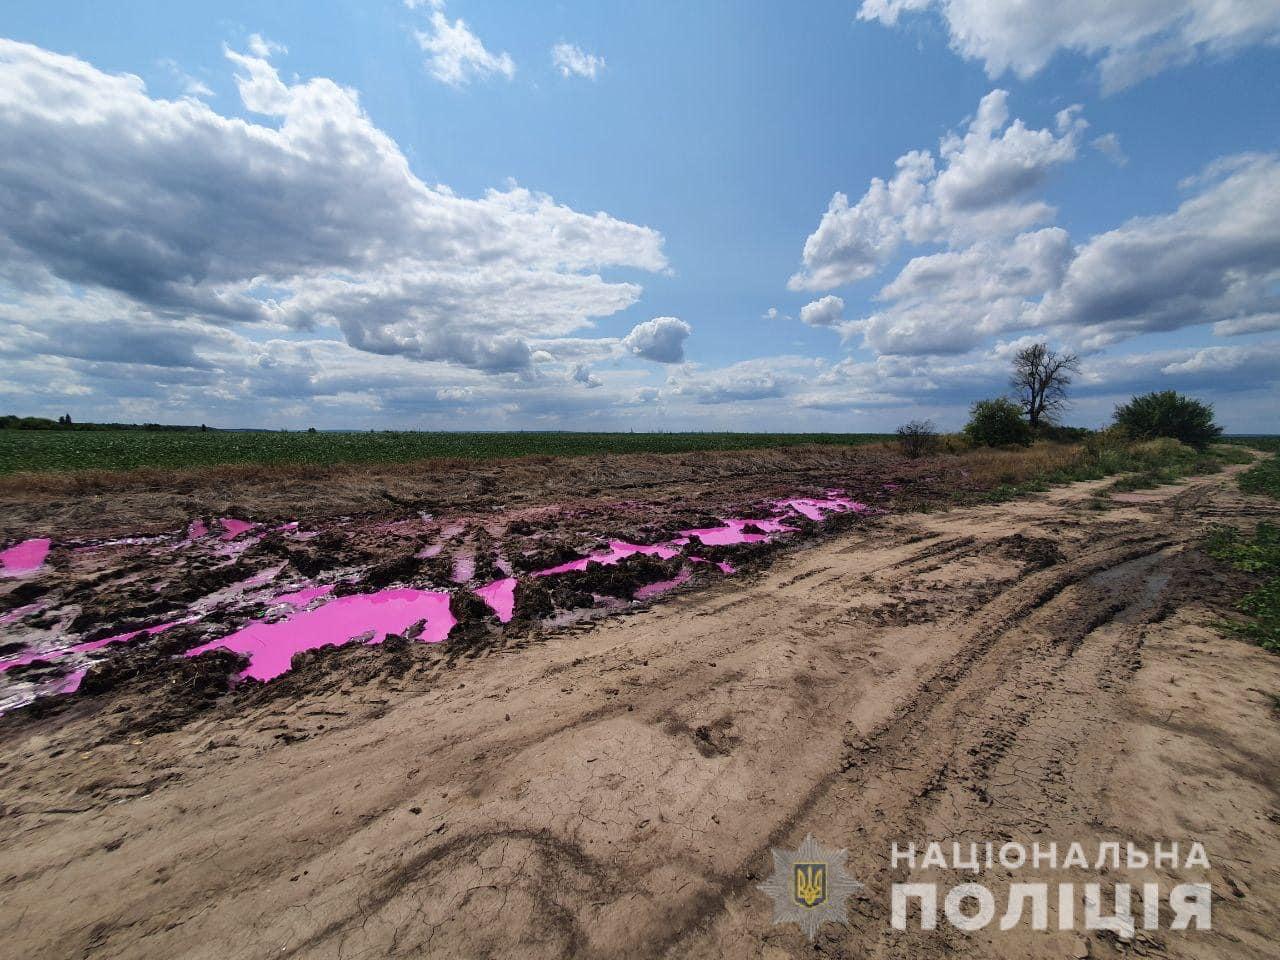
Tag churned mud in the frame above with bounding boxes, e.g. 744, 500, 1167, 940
1, 452, 1278, 959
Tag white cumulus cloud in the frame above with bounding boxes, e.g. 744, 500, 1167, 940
789, 90, 1084, 291
0, 38, 666, 374
621, 317, 692, 363
858, 0, 1280, 92
552, 42, 604, 80
799, 295, 846, 327
413, 5, 515, 86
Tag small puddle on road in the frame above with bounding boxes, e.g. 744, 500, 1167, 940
1, 538, 51, 578
184, 587, 456, 682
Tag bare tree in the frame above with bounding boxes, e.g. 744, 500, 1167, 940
1010, 343, 1080, 431
895, 419, 938, 458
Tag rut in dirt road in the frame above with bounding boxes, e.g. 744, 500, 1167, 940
1, 467, 1277, 960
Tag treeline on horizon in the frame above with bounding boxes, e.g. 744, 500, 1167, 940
1, 413, 1274, 439
0, 414, 212, 432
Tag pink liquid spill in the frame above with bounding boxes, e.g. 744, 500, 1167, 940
242, 565, 283, 589
679, 518, 795, 546
474, 577, 517, 622
2, 488, 877, 702
184, 587, 455, 681
0, 602, 45, 626
533, 540, 682, 577
773, 496, 871, 522
56, 668, 87, 695
633, 569, 692, 600
1, 538, 51, 578
273, 584, 334, 608
0, 619, 188, 673
219, 518, 256, 541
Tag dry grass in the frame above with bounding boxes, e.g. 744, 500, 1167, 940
954, 443, 1084, 488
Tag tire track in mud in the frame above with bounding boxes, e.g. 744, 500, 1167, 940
650, 532, 1184, 958
2, 466, 1275, 960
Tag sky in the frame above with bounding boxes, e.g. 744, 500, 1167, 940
0, 0, 1277, 432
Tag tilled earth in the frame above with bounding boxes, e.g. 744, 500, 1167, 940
1, 457, 1278, 959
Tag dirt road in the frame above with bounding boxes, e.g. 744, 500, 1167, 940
2, 466, 1278, 959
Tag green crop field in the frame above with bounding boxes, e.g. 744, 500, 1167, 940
0, 429, 892, 475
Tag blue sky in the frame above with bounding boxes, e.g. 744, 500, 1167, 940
1, 1, 1277, 430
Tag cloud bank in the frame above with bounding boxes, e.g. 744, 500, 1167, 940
858, 0, 1280, 91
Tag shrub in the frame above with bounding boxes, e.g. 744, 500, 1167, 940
896, 419, 939, 458
1035, 424, 1091, 442
1113, 391, 1222, 449
963, 398, 1032, 447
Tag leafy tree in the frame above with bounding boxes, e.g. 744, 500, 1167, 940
895, 419, 938, 458
1010, 343, 1080, 431
964, 398, 1033, 447
1113, 391, 1222, 449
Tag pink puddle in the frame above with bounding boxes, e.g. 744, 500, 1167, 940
634, 568, 692, 600
219, 518, 256, 541
0, 602, 45, 626
56, 668, 88, 696
773, 496, 871, 522
474, 577, 517, 622
0, 619, 188, 673
416, 543, 443, 559
680, 518, 795, 546
185, 587, 455, 681
1, 538, 51, 578
533, 539, 682, 577
273, 584, 334, 608
186, 519, 209, 540
242, 564, 283, 589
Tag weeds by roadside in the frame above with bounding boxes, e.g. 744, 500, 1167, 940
1239, 452, 1280, 500
1206, 523, 1280, 653
967, 435, 1240, 503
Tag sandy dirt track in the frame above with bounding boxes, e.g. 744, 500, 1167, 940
2, 466, 1278, 959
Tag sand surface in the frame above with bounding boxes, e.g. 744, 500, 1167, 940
2, 464, 1278, 958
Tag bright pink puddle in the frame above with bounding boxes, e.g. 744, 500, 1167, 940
218, 518, 256, 541
1, 538, 51, 578
772, 496, 872, 522
633, 569, 692, 600
474, 577, 517, 622
680, 518, 795, 546
5, 488, 876, 703
184, 587, 455, 681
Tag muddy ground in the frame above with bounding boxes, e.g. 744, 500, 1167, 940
1, 452, 1278, 958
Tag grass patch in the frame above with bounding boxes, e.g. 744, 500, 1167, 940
1239, 452, 1280, 500
1206, 523, 1280, 654
0, 429, 890, 475
1098, 439, 1226, 494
